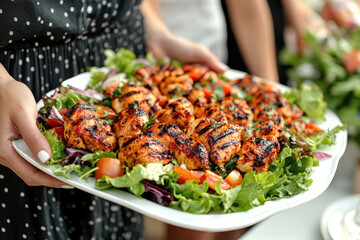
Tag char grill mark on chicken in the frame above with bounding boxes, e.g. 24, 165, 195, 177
155, 97, 195, 130
145, 122, 210, 170
218, 96, 253, 128
236, 136, 280, 173
186, 118, 242, 171
64, 100, 117, 152
111, 83, 158, 114
118, 132, 174, 168
113, 108, 149, 147
249, 89, 292, 124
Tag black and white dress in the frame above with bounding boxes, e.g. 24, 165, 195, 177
0, 1, 146, 239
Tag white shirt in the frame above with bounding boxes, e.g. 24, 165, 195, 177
159, 0, 228, 63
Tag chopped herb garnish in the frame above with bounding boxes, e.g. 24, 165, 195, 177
143, 113, 156, 130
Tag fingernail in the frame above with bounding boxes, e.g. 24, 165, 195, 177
219, 62, 229, 72
38, 150, 50, 163
61, 185, 74, 189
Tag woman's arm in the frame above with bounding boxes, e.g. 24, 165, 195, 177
140, 0, 228, 73
225, 0, 279, 82
0, 63, 70, 188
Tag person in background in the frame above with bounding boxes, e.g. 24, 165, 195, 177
159, 0, 279, 83
222, 0, 327, 85
0, 0, 227, 239
156, 1, 278, 239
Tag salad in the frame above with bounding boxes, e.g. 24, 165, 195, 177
37, 48, 345, 214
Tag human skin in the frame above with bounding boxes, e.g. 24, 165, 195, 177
0, 0, 227, 188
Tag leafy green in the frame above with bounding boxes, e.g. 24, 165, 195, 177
52, 152, 117, 179
38, 124, 67, 164
280, 30, 360, 144
96, 163, 171, 197
282, 83, 327, 120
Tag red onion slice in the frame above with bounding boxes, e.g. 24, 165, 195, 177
315, 151, 332, 160
49, 106, 64, 122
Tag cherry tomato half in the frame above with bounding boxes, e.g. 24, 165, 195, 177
199, 170, 230, 191
95, 157, 126, 180
174, 165, 204, 184
224, 170, 243, 188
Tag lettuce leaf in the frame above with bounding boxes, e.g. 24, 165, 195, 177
96, 163, 171, 197
38, 124, 67, 164
282, 83, 327, 120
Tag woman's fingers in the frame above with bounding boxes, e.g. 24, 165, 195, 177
7, 146, 68, 188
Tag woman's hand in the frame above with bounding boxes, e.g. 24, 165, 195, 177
0, 65, 70, 188
140, 0, 228, 73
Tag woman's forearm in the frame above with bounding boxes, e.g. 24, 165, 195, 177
225, 0, 279, 82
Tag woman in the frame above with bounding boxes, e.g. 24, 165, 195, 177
0, 0, 226, 239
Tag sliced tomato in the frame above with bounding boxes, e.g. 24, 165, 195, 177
224, 170, 243, 188
303, 122, 322, 136
94, 105, 116, 119
174, 165, 204, 184
199, 170, 230, 191
291, 106, 304, 121
52, 126, 65, 142
202, 87, 213, 102
46, 118, 64, 128
95, 157, 126, 180
104, 82, 120, 97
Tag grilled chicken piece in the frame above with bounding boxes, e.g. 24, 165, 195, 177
113, 108, 149, 147
158, 73, 194, 98
145, 122, 210, 170
134, 66, 162, 97
64, 100, 116, 152
112, 83, 158, 114
118, 132, 173, 168
249, 89, 292, 123
186, 118, 242, 170
194, 104, 228, 123
231, 74, 260, 96
251, 121, 283, 139
218, 96, 253, 128
236, 136, 280, 173
182, 63, 209, 82
150, 64, 185, 86
154, 97, 195, 130
253, 106, 285, 129
186, 89, 208, 106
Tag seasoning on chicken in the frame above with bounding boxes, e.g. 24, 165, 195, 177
218, 96, 253, 128
118, 132, 174, 169
63, 100, 116, 152
154, 97, 195, 130
231, 74, 260, 96
158, 73, 194, 98
186, 89, 208, 106
186, 118, 242, 171
236, 136, 280, 173
134, 66, 162, 97
150, 64, 185, 86
113, 108, 149, 147
111, 83, 158, 114
194, 104, 228, 123
249, 89, 292, 124
145, 122, 210, 170
253, 105, 285, 129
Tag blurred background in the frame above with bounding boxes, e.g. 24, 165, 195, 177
145, 0, 360, 239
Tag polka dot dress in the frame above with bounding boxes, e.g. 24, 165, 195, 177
0, 1, 145, 239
